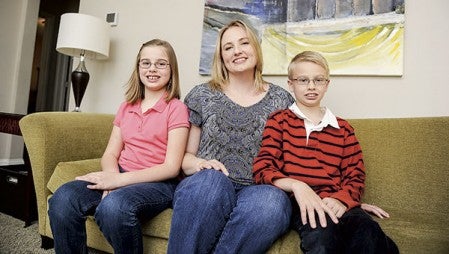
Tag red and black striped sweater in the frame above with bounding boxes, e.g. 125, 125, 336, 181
253, 109, 365, 209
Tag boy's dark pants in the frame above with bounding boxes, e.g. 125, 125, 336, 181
291, 207, 399, 254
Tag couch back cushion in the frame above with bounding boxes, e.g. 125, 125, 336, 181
348, 117, 449, 213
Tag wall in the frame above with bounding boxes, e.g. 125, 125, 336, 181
0, 0, 39, 164
1, 0, 449, 162
77, 0, 449, 119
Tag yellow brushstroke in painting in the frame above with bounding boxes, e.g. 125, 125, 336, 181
262, 12, 404, 75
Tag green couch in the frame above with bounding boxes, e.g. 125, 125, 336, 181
19, 112, 449, 253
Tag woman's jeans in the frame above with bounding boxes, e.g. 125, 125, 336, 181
167, 169, 292, 254
292, 206, 399, 254
48, 178, 178, 254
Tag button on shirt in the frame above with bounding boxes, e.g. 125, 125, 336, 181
113, 96, 189, 171
288, 103, 340, 143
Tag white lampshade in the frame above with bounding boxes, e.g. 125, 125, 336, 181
56, 13, 110, 60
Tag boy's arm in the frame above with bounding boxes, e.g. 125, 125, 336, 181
253, 113, 288, 184
330, 122, 366, 209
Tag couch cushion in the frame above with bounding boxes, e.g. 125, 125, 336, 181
375, 207, 449, 254
47, 158, 101, 193
141, 209, 173, 239
47, 157, 173, 240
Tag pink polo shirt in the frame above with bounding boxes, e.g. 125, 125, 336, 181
113, 96, 189, 171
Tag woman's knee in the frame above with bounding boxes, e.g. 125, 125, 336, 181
175, 170, 233, 200
249, 185, 291, 215
239, 185, 291, 228
173, 170, 236, 216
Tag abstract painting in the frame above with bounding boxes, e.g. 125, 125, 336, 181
199, 0, 405, 76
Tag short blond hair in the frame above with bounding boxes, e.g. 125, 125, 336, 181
288, 51, 330, 79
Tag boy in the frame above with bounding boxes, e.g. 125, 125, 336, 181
253, 51, 398, 253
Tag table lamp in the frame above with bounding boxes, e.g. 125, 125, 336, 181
56, 13, 110, 112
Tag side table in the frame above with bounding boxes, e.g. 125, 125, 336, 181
0, 112, 37, 227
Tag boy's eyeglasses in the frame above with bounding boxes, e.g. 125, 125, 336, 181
291, 77, 329, 87
139, 60, 170, 69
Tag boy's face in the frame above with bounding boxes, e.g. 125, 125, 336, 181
288, 61, 329, 108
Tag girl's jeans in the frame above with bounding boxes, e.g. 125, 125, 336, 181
167, 169, 292, 254
48, 178, 178, 254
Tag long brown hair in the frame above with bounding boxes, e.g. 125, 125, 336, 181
208, 20, 266, 92
125, 39, 180, 103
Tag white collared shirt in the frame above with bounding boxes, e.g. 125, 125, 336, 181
289, 103, 340, 143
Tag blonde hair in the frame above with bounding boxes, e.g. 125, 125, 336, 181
209, 20, 266, 92
288, 51, 330, 79
125, 39, 180, 104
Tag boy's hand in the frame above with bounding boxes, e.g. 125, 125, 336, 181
322, 197, 347, 218
291, 181, 339, 228
361, 203, 390, 219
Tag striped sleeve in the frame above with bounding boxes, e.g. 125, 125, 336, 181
329, 120, 366, 209
253, 110, 288, 184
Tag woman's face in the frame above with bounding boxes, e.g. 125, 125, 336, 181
220, 26, 257, 75
138, 46, 171, 93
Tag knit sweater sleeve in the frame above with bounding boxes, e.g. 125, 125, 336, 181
330, 121, 366, 209
253, 110, 288, 184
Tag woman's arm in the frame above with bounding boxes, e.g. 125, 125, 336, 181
181, 125, 228, 176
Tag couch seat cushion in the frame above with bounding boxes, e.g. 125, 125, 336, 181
47, 158, 101, 193
141, 209, 173, 239
375, 207, 449, 254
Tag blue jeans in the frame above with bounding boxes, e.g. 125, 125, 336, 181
292, 206, 399, 254
167, 169, 292, 254
48, 178, 178, 254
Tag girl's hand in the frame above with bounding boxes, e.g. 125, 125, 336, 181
76, 171, 122, 190
291, 181, 339, 228
361, 203, 390, 219
195, 159, 229, 176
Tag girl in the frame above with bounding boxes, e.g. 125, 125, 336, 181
48, 39, 189, 254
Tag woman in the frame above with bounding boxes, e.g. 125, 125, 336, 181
48, 39, 189, 254
167, 20, 294, 254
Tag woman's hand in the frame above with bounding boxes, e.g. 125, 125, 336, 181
361, 203, 390, 218
195, 159, 229, 176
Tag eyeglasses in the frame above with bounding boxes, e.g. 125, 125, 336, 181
139, 60, 170, 69
290, 77, 329, 87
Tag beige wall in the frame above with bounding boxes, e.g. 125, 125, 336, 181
1, 0, 449, 162
77, 0, 449, 119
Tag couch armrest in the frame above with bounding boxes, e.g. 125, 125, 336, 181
19, 112, 114, 235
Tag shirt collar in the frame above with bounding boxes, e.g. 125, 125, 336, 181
289, 103, 340, 129
128, 92, 169, 115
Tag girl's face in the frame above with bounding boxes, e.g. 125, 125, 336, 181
138, 46, 171, 93
288, 61, 329, 108
220, 26, 257, 75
